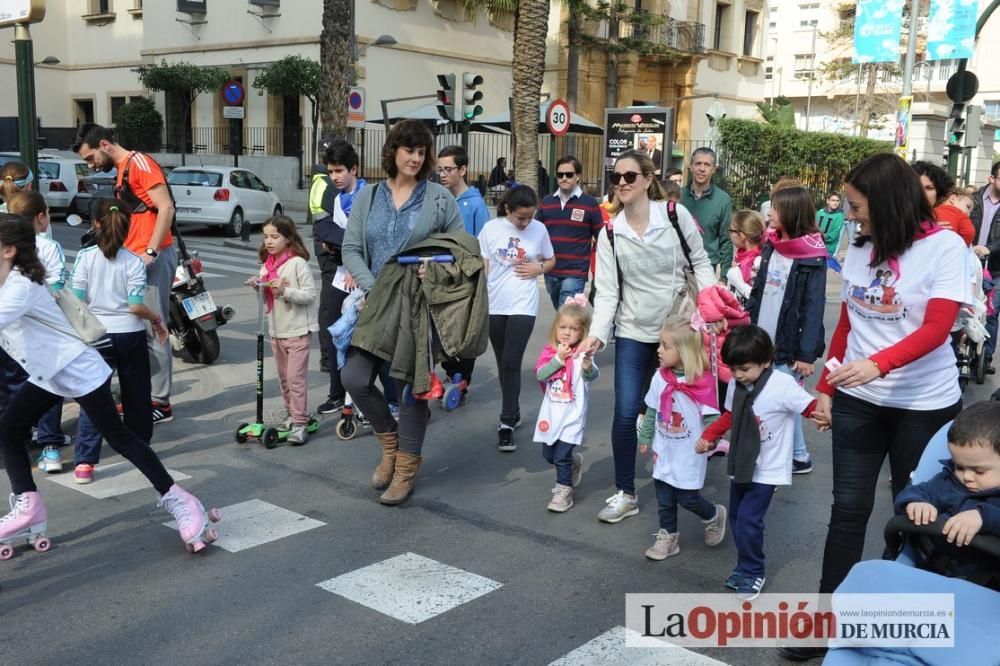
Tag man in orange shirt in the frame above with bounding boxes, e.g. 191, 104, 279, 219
74, 124, 178, 424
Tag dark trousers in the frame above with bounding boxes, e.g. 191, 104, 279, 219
729, 481, 776, 578
75, 330, 153, 465
542, 439, 575, 486
326, 287, 348, 402
611, 337, 660, 495
341, 347, 427, 454
986, 288, 999, 361
654, 478, 717, 533
440, 357, 475, 391
819, 391, 962, 592
488, 314, 535, 427
0, 380, 174, 495
316, 250, 338, 369
0, 347, 65, 447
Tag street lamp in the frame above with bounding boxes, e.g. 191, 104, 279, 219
38, 56, 60, 65
357, 34, 397, 59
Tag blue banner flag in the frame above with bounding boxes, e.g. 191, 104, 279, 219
853, 0, 905, 64
927, 0, 977, 61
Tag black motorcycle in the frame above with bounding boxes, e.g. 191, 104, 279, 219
168, 237, 234, 365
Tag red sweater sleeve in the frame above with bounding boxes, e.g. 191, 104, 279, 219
816, 302, 851, 396
702, 411, 732, 443
816, 298, 960, 395
802, 399, 818, 418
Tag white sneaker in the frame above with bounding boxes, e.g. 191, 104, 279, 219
286, 424, 309, 445
597, 490, 639, 523
37, 446, 63, 474
644, 529, 680, 560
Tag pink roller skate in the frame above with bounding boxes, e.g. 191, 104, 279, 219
0, 491, 52, 560
158, 484, 222, 553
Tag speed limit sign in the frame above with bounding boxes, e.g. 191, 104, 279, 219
546, 99, 571, 136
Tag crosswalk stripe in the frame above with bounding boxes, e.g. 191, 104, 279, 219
61, 244, 320, 278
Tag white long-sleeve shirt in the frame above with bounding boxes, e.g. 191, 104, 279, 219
590, 201, 717, 344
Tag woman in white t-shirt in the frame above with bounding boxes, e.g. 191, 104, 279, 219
479, 185, 555, 452
70, 200, 168, 484
808, 153, 967, 608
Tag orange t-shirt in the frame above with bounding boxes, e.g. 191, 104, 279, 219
933, 204, 975, 247
115, 152, 174, 254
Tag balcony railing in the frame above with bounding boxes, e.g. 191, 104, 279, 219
589, 10, 706, 54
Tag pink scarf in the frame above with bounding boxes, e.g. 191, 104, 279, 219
262, 251, 292, 313
766, 229, 828, 259
658, 367, 718, 419
535, 344, 576, 398
873, 221, 943, 280
734, 246, 762, 283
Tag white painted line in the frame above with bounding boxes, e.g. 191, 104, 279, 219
316, 552, 503, 624
163, 498, 325, 553
46, 461, 191, 499
549, 626, 729, 666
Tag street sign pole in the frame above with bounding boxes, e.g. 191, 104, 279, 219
14, 23, 38, 184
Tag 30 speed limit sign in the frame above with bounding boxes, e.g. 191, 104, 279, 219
546, 99, 571, 136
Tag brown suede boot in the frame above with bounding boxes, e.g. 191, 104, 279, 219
379, 451, 422, 505
371, 430, 399, 490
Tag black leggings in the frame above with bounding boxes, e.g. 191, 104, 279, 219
488, 314, 535, 426
0, 380, 174, 495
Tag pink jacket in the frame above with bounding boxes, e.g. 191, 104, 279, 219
696, 286, 750, 383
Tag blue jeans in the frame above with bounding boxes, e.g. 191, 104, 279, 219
611, 337, 660, 496
654, 479, 716, 532
729, 481, 777, 578
542, 439, 576, 486
75, 331, 152, 465
985, 287, 999, 361
819, 391, 962, 593
775, 364, 810, 462
544, 275, 588, 311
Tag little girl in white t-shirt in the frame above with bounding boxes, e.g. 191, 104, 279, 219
533, 295, 598, 513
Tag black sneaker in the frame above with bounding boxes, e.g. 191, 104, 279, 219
151, 401, 173, 425
317, 398, 344, 414
497, 425, 516, 452
792, 458, 813, 474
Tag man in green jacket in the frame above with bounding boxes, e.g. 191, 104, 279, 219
680, 147, 733, 275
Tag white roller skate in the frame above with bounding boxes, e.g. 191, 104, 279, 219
0, 491, 51, 560
158, 484, 221, 553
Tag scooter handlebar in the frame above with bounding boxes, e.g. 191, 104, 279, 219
397, 254, 455, 264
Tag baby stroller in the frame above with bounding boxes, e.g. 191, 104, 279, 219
956, 258, 993, 390
823, 421, 1000, 666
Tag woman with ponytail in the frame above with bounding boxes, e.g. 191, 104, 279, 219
69, 199, 167, 484
0, 161, 33, 211
579, 149, 716, 525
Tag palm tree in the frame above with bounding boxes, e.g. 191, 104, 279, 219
511, 0, 550, 189
319, 0, 352, 139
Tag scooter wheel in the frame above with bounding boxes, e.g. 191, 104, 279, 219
336, 418, 357, 440
262, 427, 280, 449
235, 423, 250, 444
443, 386, 463, 412
401, 384, 416, 406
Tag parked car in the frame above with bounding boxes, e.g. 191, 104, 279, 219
168, 166, 282, 237
73, 168, 117, 219
0, 151, 89, 215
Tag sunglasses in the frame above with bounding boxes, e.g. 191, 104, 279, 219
556, 171, 576, 179
610, 171, 640, 185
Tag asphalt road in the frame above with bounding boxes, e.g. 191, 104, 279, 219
1, 217, 996, 665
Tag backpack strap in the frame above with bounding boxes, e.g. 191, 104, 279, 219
604, 221, 624, 289
665, 200, 694, 269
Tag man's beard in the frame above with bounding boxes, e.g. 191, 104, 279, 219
97, 150, 114, 172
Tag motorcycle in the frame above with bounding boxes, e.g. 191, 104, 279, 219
168, 242, 235, 365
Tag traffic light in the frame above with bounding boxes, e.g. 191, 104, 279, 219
964, 104, 982, 148
461, 72, 484, 121
436, 74, 456, 122
948, 101, 966, 146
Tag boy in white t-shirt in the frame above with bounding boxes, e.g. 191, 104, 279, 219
697, 325, 821, 600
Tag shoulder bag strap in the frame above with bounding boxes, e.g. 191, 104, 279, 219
665, 200, 694, 269
605, 223, 624, 289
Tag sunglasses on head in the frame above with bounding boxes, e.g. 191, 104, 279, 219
556, 171, 576, 179
610, 171, 640, 185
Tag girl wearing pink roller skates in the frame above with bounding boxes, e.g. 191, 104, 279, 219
0, 214, 218, 558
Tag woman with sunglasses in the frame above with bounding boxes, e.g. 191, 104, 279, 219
579, 150, 717, 524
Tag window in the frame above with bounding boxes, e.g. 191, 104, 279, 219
714, 2, 731, 51
985, 100, 1000, 121
87, 0, 113, 14
765, 56, 774, 80
798, 2, 819, 9
800, 19, 818, 28
110, 96, 126, 124
794, 53, 814, 74
743, 11, 758, 56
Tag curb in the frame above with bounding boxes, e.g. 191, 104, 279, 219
222, 239, 258, 252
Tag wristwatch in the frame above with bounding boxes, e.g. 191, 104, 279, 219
145, 248, 158, 258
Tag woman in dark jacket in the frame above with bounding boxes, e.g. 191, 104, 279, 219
746, 186, 827, 472
341, 120, 463, 506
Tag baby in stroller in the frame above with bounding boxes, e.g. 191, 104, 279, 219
954, 254, 993, 389
893, 401, 1000, 590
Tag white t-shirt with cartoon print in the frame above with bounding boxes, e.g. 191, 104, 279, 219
724, 370, 814, 486
644, 372, 720, 490
479, 216, 554, 317
839, 231, 968, 410
533, 354, 597, 446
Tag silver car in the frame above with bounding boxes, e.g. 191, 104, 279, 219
168, 166, 283, 237
0, 152, 89, 214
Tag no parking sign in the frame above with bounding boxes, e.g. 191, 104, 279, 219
348, 87, 365, 128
